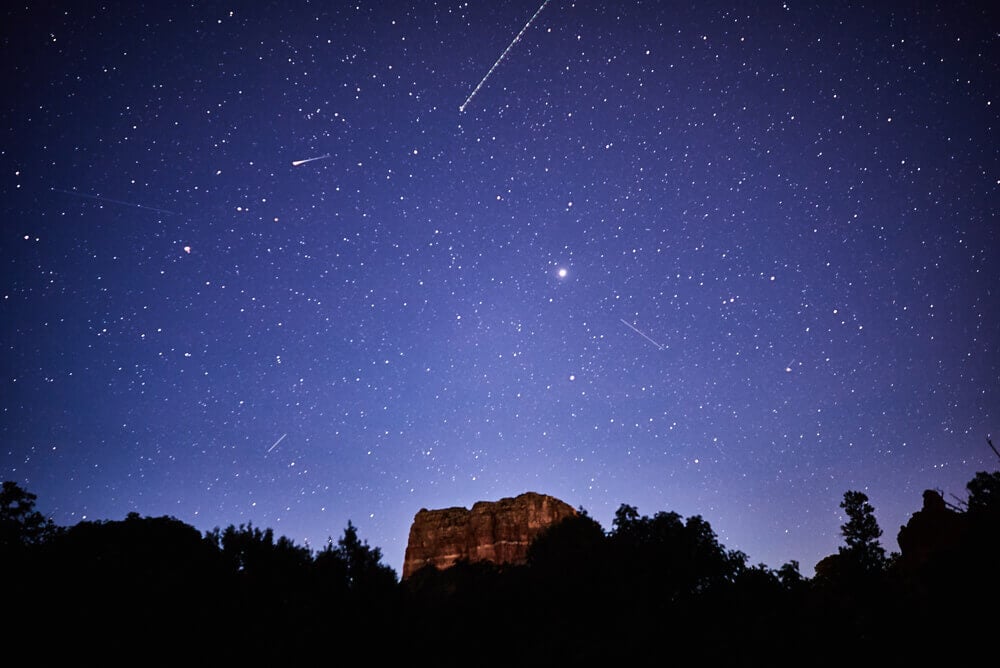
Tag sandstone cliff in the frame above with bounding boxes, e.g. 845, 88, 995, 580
402, 491, 577, 579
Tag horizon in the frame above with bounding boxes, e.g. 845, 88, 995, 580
24, 467, 994, 579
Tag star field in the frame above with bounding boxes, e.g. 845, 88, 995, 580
2, 1, 997, 576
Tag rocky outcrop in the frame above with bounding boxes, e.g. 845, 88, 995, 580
896, 489, 968, 572
402, 492, 577, 579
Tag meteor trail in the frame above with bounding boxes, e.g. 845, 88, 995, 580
459, 0, 551, 113
51, 187, 178, 215
292, 153, 330, 167
620, 319, 664, 350
266, 433, 287, 453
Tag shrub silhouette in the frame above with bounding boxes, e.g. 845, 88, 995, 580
4, 462, 997, 664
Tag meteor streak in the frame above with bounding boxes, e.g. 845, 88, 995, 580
266, 433, 287, 453
292, 154, 330, 167
620, 319, 664, 350
459, 0, 551, 113
51, 187, 178, 215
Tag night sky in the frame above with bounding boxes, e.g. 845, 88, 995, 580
3, 1, 997, 577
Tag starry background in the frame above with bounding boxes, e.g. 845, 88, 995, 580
2, 1, 997, 577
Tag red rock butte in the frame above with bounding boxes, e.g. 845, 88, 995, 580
402, 491, 577, 579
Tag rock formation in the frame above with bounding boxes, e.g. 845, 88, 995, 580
402, 491, 577, 579
895, 489, 968, 572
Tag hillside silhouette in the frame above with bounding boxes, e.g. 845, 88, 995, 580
3, 461, 997, 664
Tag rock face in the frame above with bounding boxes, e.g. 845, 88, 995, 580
402, 491, 577, 579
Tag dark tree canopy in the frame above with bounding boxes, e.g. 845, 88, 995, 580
331, 519, 398, 593
3, 468, 997, 664
966, 470, 1000, 516
838, 490, 887, 574
0, 481, 55, 551
208, 521, 313, 579
527, 510, 606, 572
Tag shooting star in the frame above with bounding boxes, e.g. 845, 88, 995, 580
459, 0, 551, 113
291, 153, 330, 167
51, 187, 178, 216
620, 319, 664, 350
266, 433, 287, 454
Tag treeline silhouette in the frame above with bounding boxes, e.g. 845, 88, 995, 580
2, 466, 997, 664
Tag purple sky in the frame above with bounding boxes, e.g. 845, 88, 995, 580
3, 1, 997, 576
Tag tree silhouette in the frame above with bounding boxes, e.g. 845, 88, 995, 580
838, 490, 887, 575
777, 560, 804, 588
0, 481, 55, 552
611, 503, 641, 533
332, 519, 398, 593
965, 470, 1000, 516
8, 465, 999, 663
958, 469, 1000, 596
527, 509, 606, 574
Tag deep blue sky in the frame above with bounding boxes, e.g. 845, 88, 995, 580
3, 1, 997, 576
